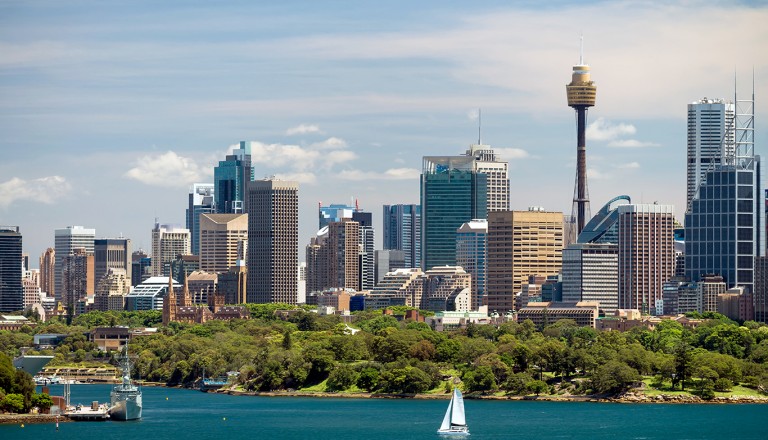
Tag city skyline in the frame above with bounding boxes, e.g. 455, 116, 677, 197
1, 1, 766, 263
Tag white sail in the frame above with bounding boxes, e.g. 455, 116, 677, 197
451, 388, 466, 427
439, 394, 453, 431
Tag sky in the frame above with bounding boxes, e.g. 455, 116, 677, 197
1, 0, 766, 267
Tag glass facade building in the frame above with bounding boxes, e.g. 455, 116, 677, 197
187, 183, 215, 255
421, 156, 487, 270
0, 226, 23, 312
214, 141, 252, 214
382, 204, 421, 269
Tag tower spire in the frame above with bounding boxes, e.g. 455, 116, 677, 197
579, 33, 584, 65
478, 108, 482, 145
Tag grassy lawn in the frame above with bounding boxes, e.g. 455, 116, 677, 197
641, 377, 765, 398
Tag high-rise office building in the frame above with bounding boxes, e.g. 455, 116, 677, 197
456, 219, 487, 311
39, 247, 55, 297
382, 204, 421, 269
151, 223, 191, 276
754, 256, 768, 323
199, 213, 248, 274
54, 225, 95, 303
0, 226, 23, 312
94, 268, 130, 311
61, 247, 95, 310
306, 220, 360, 293
187, 183, 215, 255
486, 209, 564, 313
319, 203, 355, 229
421, 155, 488, 270
561, 242, 618, 314
247, 179, 298, 304
352, 211, 374, 291
687, 98, 735, 210
465, 144, 509, 212
617, 204, 675, 314
214, 141, 253, 214
94, 238, 131, 288
374, 250, 406, 284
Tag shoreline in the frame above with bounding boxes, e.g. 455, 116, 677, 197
0, 414, 72, 425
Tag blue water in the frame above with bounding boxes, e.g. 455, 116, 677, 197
1, 385, 766, 439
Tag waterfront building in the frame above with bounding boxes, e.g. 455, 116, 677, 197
151, 223, 190, 277
456, 219, 487, 310
247, 179, 298, 304
486, 209, 564, 313
421, 155, 487, 270
187, 183, 215, 255
617, 204, 675, 314
94, 238, 131, 288
54, 225, 95, 303
214, 141, 252, 214
382, 204, 421, 268
562, 242, 618, 315
39, 247, 55, 297
0, 226, 23, 312
199, 213, 248, 274
374, 250, 405, 284
687, 98, 735, 209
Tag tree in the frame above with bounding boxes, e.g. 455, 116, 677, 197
590, 361, 640, 394
356, 366, 380, 392
31, 393, 53, 412
463, 365, 497, 393
673, 341, 693, 390
714, 378, 733, 392
1, 393, 25, 413
326, 364, 358, 391
526, 380, 548, 396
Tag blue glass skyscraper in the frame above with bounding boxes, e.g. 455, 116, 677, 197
382, 204, 421, 269
214, 141, 253, 214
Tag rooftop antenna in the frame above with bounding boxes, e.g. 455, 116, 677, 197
579, 33, 584, 65
478, 108, 482, 145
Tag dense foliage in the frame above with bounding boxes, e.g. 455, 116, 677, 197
2, 307, 768, 401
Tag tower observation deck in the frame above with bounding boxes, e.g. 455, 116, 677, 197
566, 41, 597, 234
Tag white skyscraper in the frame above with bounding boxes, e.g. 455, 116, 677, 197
151, 223, 191, 277
687, 98, 735, 209
54, 225, 95, 303
465, 144, 509, 212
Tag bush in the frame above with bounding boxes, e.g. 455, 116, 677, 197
326, 365, 358, 391
526, 380, 549, 396
0, 393, 25, 413
714, 378, 733, 392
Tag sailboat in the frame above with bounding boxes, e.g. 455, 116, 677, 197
437, 388, 470, 435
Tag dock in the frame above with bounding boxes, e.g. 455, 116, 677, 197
64, 401, 111, 421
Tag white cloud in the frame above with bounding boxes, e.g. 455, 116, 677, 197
338, 168, 420, 181
309, 137, 347, 150
124, 151, 208, 187
617, 162, 641, 169
285, 124, 322, 136
249, 141, 357, 171
0, 175, 72, 208
587, 168, 607, 180
273, 172, 317, 184
467, 108, 480, 121
586, 118, 636, 141
494, 148, 530, 160
608, 139, 660, 148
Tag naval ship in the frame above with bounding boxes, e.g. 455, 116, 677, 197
109, 345, 142, 421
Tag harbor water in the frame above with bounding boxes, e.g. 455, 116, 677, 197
2, 385, 766, 439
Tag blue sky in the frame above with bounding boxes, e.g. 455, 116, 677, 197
1, 1, 766, 265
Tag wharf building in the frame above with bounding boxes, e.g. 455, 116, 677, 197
382, 204, 421, 269
456, 219, 487, 311
486, 209, 564, 314
0, 226, 23, 312
247, 179, 298, 304
214, 141, 252, 214
151, 223, 190, 277
54, 225, 95, 304
187, 183, 215, 255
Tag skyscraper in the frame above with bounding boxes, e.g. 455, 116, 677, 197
0, 226, 23, 312
421, 155, 488, 270
685, 88, 761, 297
61, 247, 95, 310
486, 209, 564, 313
352, 211, 375, 291
94, 238, 131, 288
214, 141, 252, 214
566, 40, 597, 234
686, 98, 735, 209
54, 225, 95, 303
456, 219, 487, 311
618, 204, 675, 314
247, 179, 298, 304
561, 242, 618, 314
151, 223, 191, 277
319, 203, 355, 229
39, 247, 55, 297
305, 220, 360, 293
199, 213, 248, 274
187, 183, 215, 255
382, 204, 421, 269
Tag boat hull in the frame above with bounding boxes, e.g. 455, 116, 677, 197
110, 391, 142, 421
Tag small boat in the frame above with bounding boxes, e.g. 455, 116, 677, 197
437, 388, 470, 435
109, 345, 142, 421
